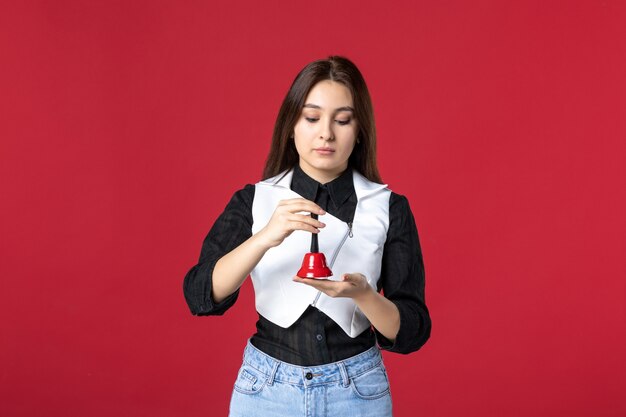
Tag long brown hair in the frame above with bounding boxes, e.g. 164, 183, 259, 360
262, 56, 382, 183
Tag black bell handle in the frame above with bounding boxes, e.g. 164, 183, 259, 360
310, 213, 319, 253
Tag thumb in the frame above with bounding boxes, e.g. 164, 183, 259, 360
341, 273, 361, 282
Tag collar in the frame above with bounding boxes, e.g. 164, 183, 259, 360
261, 166, 388, 200
291, 164, 354, 207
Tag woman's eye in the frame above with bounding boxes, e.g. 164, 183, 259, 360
304, 117, 351, 125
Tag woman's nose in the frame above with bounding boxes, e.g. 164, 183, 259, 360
319, 120, 334, 141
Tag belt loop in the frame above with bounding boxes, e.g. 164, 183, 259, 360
338, 361, 349, 388
267, 360, 280, 386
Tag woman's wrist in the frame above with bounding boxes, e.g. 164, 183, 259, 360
351, 284, 401, 342
351, 284, 377, 305
251, 228, 278, 251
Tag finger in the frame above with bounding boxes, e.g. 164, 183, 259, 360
341, 274, 356, 286
278, 198, 311, 205
295, 278, 352, 298
287, 221, 321, 234
293, 276, 318, 287
278, 200, 325, 215
288, 213, 326, 228
293, 276, 337, 291
341, 273, 364, 285
279, 197, 318, 206
292, 275, 310, 284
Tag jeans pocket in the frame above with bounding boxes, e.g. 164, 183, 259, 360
233, 364, 268, 395
350, 364, 390, 400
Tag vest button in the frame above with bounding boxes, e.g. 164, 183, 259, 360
305, 372, 313, 380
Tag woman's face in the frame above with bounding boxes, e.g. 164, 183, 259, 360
293, 80, 358, 183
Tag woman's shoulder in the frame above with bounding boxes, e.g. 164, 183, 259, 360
225, 183, 256, 210
387, 190, 416, 220
388, 190, 408, 205
227, 169, 291, 207
237, 183, 256, 194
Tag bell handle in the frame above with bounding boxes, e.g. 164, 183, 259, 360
310, 213, 319, 253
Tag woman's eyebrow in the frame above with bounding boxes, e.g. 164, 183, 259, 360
303, 103, 354, 112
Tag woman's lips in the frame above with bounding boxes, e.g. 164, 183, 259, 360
315, 148, 335, 155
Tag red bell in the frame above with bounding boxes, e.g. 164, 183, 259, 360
296, 213, 333, 279
297, 252, 333, 279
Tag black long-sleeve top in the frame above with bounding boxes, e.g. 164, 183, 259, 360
183, 164, 431, 366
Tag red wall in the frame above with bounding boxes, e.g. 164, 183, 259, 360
1, 1, 625, 416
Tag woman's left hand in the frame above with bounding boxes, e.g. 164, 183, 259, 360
293, 273, 373, 300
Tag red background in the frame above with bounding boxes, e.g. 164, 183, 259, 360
1, 1, 625, 416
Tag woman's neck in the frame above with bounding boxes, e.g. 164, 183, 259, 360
297, 162, 348, 185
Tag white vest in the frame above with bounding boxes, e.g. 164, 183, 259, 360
250, 168, 391, 337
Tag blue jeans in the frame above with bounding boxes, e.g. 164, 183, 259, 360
228, 340, 393, 417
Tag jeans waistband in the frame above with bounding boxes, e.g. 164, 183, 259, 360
242, 339, 383, 387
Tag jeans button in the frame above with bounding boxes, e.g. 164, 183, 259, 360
316, 334, 323, 341
305, 372, 313, 380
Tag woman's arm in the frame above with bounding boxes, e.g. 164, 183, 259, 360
293, 193, 431, 352
375, 193, 431, 353
183, 185, 255, 315
185, 187, 328, 309
351, 277, 401, 342
293, 272, 401, 341
210, 232, 271, 303
212, 197, 326, 302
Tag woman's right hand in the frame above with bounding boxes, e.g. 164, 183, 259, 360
256, 198, 326, 248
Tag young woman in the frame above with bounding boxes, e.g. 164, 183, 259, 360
183, 56, 431, 417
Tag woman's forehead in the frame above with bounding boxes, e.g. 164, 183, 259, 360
304, 80, 353, 109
